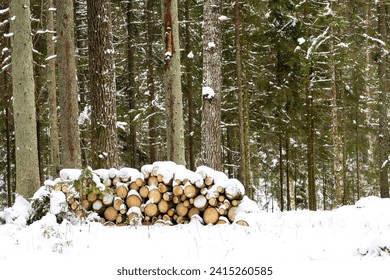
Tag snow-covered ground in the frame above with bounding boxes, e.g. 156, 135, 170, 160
1, 196, 389, 280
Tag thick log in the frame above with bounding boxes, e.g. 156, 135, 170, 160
103, 178, 112, 188
129, 181, 140, 190
194, 195, 208, 211
200, 187, 208, 195
116, 184, 128, 199
225, 179, 245, 200
66, 195, 75, 205
218, 206, 227, 216
144, 203, 158, 217
104, 206, 118, 221
204, 177, 214, 186
217, 186, 224, 193
203, 207, 219, 225
158, 200, 170, 214
81, 199, 91, 210
92, 199, 104, 213
113, 197, 125, 211
102, 192, 114, 206
126, 193, 142, 208
227, 206, 238, 223
158, 183, 171, 193
148, 188, 162, 203
172, 185, 184, 196
139, 186, 150, 198
231, 200, 239, 207
61, 185, 69, 193
167, 208, 176, 217
148, 176, 158, 187
70, 201, 79, 211
184, 184, 198, 198
183, 200, 190, 208
176, 203, 188, 217
188, 207, 200, 218
135, 178, 144, 187
87, 192, 98, 203
218, 195, 225, 202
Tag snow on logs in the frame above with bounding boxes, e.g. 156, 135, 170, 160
52, 162, 255, 226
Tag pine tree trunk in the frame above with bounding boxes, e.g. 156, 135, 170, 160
202, 0, 222, 170
10, 0, 41, 198
184, 0, 195, 171
87, 0, 119, 168
279, 134, 284, 212
145, 0, 157, 163
330, 26, 343, 207
162, 0, 186, 165
56, 0, 82, 169
127, 0, 138, 167
235, 0, 251, 198
377, 0, 389, 198
47, 0, 60, 176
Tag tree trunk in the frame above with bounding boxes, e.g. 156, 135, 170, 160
330, 26, 343, 206
145, 0, 157, 163
10, 0, 41, 198
87, 0, 119, 168
184, 0, 195, 171
56, 0, 82, 169
377, 0, 389, 198
235, 0, 251, 198
201, 0, 222, 170
279, 134, 284, 212
161, 0, 186, 165
127, 0, 137, 167
47, 0, 60, 176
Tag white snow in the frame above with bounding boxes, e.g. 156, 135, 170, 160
297, 37, 306, 45
45, 54, 57, 61
187, 51, 194, 59
207, 42, 216, 49
49, 190, 66, 215
59, 169, 81, 181
218, 15, 229, 21
1, 196, 390, 279
202, 86, 215, 99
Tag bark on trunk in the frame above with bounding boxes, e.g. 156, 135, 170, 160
162, 0, 186, 165
201, 0, 222, 171
87, 0, 119, 168
10, 0, 41, 198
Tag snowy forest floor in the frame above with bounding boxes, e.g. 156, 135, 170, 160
1, 196, 389, 280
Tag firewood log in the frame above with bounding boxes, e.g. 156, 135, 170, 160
172, 195, 181, 204
102, 192, 114, 206
227, 206, 238, 223
81, 199, 91, 210
87, 192, 98, 203
208, 197, 218, 207
184, 184, 198, 198
115, 214, 127, 224
183, 200, 190, 208
66, 195, 75, 205
148, 188, 162, 203
217, 216, 230, 225
129, 181, 139, 191
135, 178, 144, 187
194, 195, 208, 211
139, 186, 149, 198
157, 200, 170, 214
188, 207, 200, 219
126, 192, 142, 208
61, 185, 69, 193
176, 203, 188, 217
167, 208, 176, 217
144, 203, 158, 217
148, 176, 158, 187
70, 201, 79, 211
163, 192, 173, 202
203, 207, 219, 225
204, 177, 214, 186
158, 183, 171, 193
104, 206, 118, 221
113, 197, 125, 211
176, 216, 189, 224
92, 199, 104, 213
172, 185, 183, 196
116, 184, 128, 199
231, 200, 239, 207
236, 220, 249, 226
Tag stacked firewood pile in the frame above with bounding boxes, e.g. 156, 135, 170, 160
50, 162, 251, 226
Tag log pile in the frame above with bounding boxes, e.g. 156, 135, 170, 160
50, 162, 249, 226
